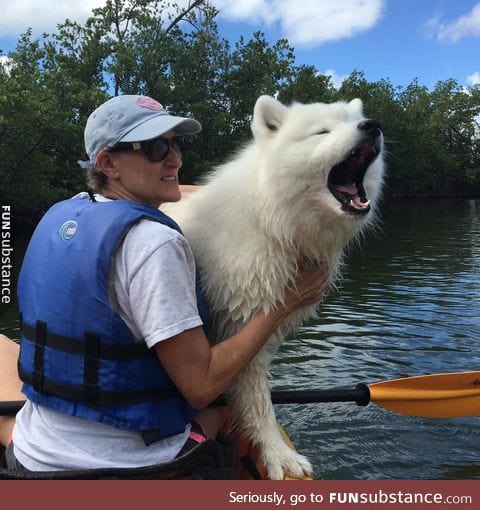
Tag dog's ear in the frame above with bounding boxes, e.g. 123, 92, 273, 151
251, 96, 288, 140
348, 98, 363, 113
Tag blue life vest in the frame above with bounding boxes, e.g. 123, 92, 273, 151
17, 196, 209, 438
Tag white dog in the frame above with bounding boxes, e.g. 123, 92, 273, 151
165, 96, 384, 479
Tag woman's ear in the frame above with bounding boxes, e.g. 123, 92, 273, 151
96, 149, 119, 179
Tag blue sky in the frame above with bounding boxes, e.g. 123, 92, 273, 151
1, 0, 479, 90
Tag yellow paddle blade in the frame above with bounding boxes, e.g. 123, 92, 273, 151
369, 371, 480, 418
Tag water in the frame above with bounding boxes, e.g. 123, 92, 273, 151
272, 199, 480, 479
1, 199, 479, 479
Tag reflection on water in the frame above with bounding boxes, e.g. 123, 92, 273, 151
272, 199, 480, 479
1, 199, 479, 479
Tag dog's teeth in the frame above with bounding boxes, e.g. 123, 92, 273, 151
350, 198, 371, 209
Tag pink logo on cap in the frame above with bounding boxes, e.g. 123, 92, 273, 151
136, 97, 164, 111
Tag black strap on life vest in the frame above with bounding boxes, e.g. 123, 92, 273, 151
19, 320, 180, 406
84, 332, 100, 407
18, 364, 179, 406
32, 321, 46, 394
21, 321, 151, 360
87, 189, 97, 202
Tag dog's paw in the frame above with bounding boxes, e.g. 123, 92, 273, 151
262, 444, 313, 480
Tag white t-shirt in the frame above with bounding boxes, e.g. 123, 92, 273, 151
13, 194, 204, 470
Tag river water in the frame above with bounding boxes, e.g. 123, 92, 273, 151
1, 199, 479, 479
273, 198, 480, 479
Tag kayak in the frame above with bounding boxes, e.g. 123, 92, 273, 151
2, 327, 478, 479
0, 403, 310, 480
0, 335, 310, 480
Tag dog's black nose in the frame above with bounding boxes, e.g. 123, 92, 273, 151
358, 119, 382, 136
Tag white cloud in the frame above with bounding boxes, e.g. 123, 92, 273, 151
467, 71, 480, 86
0, 0, 107, 38
0, 0, 198, 41
1, 0, 384, 47
213, 0, 384, 46
426, 3, 480, 43
213, 0, 273, 23
323, 69, 348, 89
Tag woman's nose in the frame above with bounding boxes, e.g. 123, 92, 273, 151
165, 145, 182, 167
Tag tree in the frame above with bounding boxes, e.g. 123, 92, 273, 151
0, 31, 103, 224
428, 79, 480, 195
278, 65, 336, 105
2, 0, 480, 225
393, 79, 480, 197
222, 32, 295, 145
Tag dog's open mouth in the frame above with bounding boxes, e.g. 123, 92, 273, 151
327, 144, 379, 215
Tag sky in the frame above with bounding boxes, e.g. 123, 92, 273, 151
0, 0, 479, 91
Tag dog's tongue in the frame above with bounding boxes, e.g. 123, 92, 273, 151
336, 183, 358, 196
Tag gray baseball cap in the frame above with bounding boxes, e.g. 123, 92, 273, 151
78, 95, 202, 169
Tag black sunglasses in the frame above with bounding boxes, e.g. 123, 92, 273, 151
108, 135, 184, 162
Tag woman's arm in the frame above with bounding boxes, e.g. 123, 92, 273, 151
154, 266, 328, 409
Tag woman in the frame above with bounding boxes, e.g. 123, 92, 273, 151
1, 95, 328, 474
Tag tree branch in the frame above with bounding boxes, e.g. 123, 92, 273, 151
121, 0, 142, 40
8, 131, 49, 194
16, 132, 49, 169
164, 0, 205, 35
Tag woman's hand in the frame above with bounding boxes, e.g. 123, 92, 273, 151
283, 260, 329, 313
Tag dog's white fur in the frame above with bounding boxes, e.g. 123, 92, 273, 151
165, 96, 384, 479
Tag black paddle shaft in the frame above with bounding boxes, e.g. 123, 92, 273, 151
210, 384, 371, 407
271, 384, 370, 406
0, 385, 371, 416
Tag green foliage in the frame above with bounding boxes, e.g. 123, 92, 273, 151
0, 30, 108, 224
1, 0, 479, 225
278, 65, 336, 104
385, 78, 480, 197
328, 70, 480, 197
